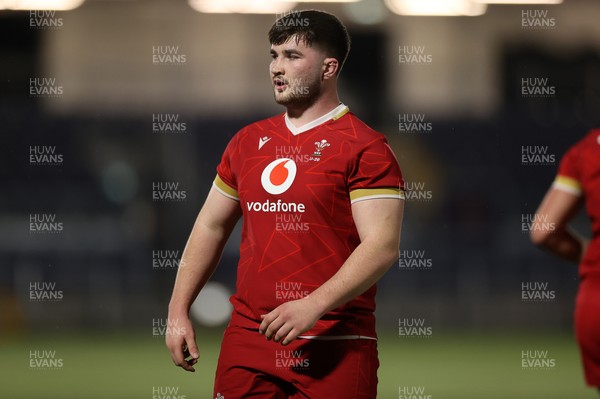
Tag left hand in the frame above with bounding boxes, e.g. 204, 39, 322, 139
259, 297, 322, 345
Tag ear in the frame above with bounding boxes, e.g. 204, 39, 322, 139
322, 57, 339, 80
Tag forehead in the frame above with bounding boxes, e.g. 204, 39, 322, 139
270, 35, 321, 54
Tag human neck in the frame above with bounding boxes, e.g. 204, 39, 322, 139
285, 92, 341, 128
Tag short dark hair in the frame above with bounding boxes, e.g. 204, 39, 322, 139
268, 10, 351, 74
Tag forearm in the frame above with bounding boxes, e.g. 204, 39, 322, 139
308, 239, 399, 317
536, 226, 585, 263
530, 186, 585, 264
168, 217, 232, 316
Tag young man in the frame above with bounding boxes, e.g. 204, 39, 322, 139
166, 10, 405, 398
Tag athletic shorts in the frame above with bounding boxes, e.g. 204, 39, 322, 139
213, 325, 379, 398
575, 276, 600, 387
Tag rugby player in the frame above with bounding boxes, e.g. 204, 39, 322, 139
531, 129, 599, 392
166, 10, 405, 398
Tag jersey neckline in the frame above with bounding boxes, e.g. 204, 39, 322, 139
284, 103, 349, 136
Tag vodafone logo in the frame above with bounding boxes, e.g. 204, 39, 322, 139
261, 158, 297, 195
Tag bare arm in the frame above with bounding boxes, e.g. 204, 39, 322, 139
166, 187, 241, 371
530, 186, 586, 263
259, 197, 404, 344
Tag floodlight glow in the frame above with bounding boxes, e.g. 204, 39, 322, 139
283, 0, 360, 2
188, 0, 296, 14
0, 0, 84, 10
385, 0, 487, 16
475, 0, 561, 4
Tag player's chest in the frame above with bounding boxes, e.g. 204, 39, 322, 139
237, 134, 350, 197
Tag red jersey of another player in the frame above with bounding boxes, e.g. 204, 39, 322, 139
552, 128, 600, 278
213, 104, 404, 338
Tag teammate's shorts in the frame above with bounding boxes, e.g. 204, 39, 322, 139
575, 275, 600, 387
213, 325, 379, 398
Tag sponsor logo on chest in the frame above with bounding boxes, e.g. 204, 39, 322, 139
246, 138, 333, 215
246, 158, 305, 213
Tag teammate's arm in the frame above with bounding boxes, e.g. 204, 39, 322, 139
259, 197, 403, 345
530, 186, 587, 263
166, 187, 241, 372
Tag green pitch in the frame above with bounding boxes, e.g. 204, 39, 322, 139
1, 330, 597, 399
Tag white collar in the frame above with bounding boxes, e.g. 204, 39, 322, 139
284, 103, 349, 136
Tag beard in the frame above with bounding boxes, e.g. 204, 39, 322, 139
273, 71, 322, 108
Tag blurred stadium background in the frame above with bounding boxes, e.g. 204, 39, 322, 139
1, 0, 600, 398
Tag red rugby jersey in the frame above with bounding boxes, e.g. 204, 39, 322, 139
553, 128, 600, 277
214, 104, 404, 338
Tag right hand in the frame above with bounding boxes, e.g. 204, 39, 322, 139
165, 315, 199, 372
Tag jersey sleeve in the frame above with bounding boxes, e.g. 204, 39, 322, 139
213, 132, 241, 201
552, 142, 583, 196
348, 136, 405, 204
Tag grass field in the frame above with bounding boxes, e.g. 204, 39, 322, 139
1, 330, 597, 399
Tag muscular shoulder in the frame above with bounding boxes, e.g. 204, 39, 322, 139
220, 114, 285, 157
235, 114, 286, 139
581, 128, 600, 149
564, 129, 600, 167
333, 112, 390, 147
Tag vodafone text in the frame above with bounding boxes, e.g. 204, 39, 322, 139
246, 199, 305, 213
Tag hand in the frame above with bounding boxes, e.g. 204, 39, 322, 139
259, 297, 322, 345
165, 315, 199, 372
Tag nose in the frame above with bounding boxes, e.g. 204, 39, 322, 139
270, 57, 283, 76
